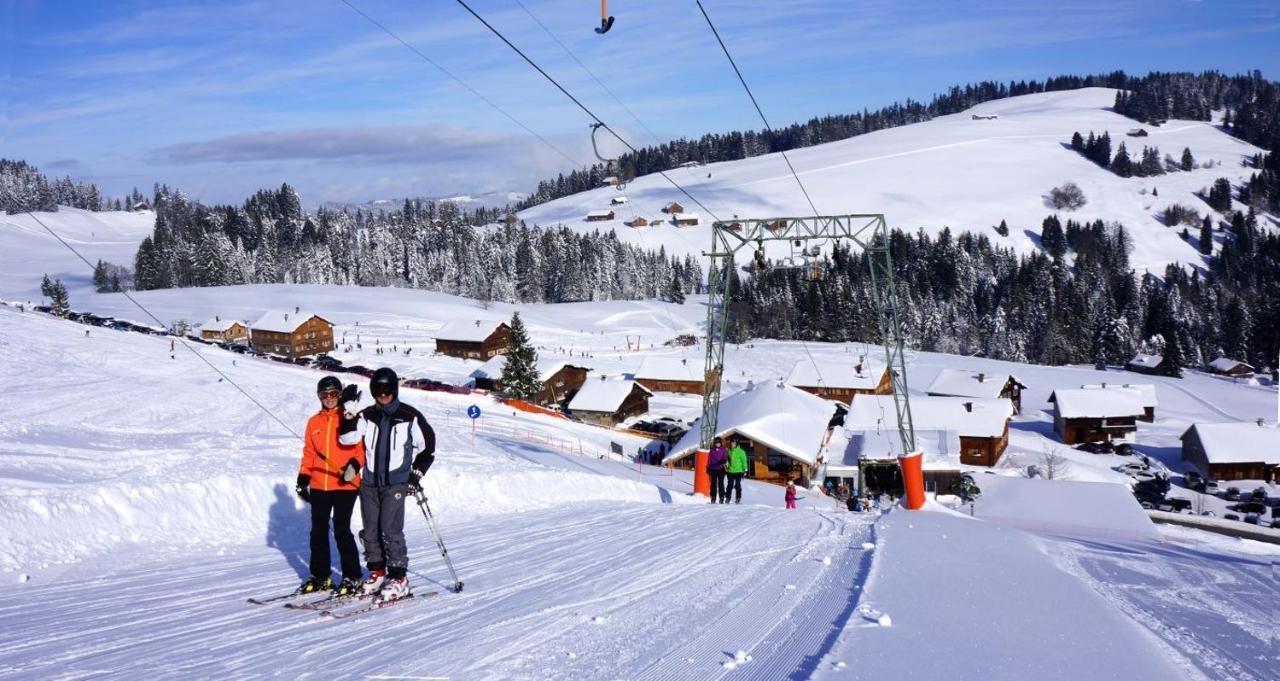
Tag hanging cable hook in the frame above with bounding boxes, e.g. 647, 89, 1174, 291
594, 0, 615, 34
589, 122, 627, 190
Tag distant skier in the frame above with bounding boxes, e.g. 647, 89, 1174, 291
726, 440, 748, 504
295, 376, 366, 597
785, 480, 797, 509
707, 437, 728, 504
339, 367, 436, 602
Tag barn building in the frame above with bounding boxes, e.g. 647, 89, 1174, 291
1207, 357, 1256, 379
633, 357, 706, 395
435, 320, 510, 360
846, 395, 1014, 468
248, 311, 334, 358
1126, 353, 1163, 375
1051, 388, 1144, 444
470, 356, 590, 406
926, 368, 1027, 414
567, 378, 652, 426
585, 210, 616, 222
200, 317, 248, 343
1181, 421, 1280, 482
785, 359, 891, 404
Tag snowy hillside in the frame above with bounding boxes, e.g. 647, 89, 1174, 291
0, 207, 154, 300
0, 287, 1276, 678
519, 88, 1269, 273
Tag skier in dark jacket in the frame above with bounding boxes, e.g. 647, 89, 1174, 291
339, 367, 435, 602
706, 437, 729, 504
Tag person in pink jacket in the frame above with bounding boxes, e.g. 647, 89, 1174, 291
706, 437, 729, 504
785, 480, 798, 509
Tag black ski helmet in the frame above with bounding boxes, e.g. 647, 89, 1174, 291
317, 375, 342, 395
370, 367, 399, 399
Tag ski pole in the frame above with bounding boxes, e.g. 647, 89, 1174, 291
413, 489, 464, 593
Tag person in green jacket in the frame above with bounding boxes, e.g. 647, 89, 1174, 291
725, 440, 749, 504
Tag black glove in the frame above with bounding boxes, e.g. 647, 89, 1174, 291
341, 457, 360, 484
295, 474, 311, 503
340, 385, 362, 419
408, 468, 426, 494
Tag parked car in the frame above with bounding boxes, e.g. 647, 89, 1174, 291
1138, 500, 1156, 510
1244, 513, 1262, 525
1200, 510, 1216, 517
1223, 513, 1239, 521
656, 416, 686, 426
1165, 498, 1192, 512
312, 356, 343, 370
1183, 470, 1204, 490
226, 342, 250, 354
1116, 463, 1148, 475
1204, 480, 1219, 495
1231, 501, 1267, 515
1271, 519, 1280, 529
1250, 487, 1268, 503
1223, 487, 1241, 501
1075, 442, 1101, 454
345, 365, 375, 378
1114, 442, 1133, 456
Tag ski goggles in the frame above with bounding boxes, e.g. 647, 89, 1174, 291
371, 386, 395, 397
317, 390, 341, 399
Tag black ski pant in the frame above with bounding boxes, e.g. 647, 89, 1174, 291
309, 490, 361, 581
360, 483, 409, 578
726, 473, 744, 503
709, 471, 727, 503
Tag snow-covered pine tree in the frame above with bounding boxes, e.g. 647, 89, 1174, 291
500, 312, 541, 400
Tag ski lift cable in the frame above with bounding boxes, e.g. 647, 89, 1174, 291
22, 210, 303, 440
338, 0, 583, 171
695, 0, 820, 221
452, 0, 723, 224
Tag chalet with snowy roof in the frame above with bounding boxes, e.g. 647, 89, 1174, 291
248, 311, 334, 358
1207, 357, 1255, 379
633, 357, 705, 395
662, 201, 684, 214
926, 368, 1027, 414
664, 382, 837, 485
624, 217, 648, 228
585, 210, 615, 222
435, 320, 510, 360
671, 213, 700, 227
1181, 421, 1280, 482
1052, 387, 1144, 444
601, 176, 620, 187
610, 196, 628, 206
1054, 383, 1158, 422
470, 356, 590, 406
567, 378, 652, 426
785, 358, 890, 404
846, 395, 1014, 468
1125, 353, 1162, 375
1126, 128, 1148, 137
832, 428, 963, 497
200, 317, 248, 343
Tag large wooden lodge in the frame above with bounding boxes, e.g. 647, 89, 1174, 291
435, 320, 510, 360
248, 311, 334, 358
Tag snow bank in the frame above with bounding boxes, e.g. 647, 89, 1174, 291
974, 475, 1158, 542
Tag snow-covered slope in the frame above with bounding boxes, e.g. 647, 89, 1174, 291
519, 88, 1269, 273
0, 207, 154, 300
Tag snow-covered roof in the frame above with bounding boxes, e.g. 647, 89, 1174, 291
610, 196, 628, 204
586, 209, 615, 218
567, 379, 651, 413
1054, 388, 1145, 419
670, 213, 700, 222
1077, 383, 1158, 408
845, 395, 1012, 439
1208, 357, 1253, 373
926, 368, 1022, 399
837, 428, 961, 469
249, 310, 327, 334
664, 382, 836, 466
635, 357, 702, 383
785, 359, 886, 391
1184, 422, 1280, 465
200, 318, 244, 332
471, 355, 582, 383
436, 319, 505, 343
1127, 353, 1162, 368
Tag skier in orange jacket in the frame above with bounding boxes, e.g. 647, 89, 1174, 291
295, 375, 366, 596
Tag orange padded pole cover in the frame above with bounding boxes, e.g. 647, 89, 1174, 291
693, 449, 710, 497
899, 449, 926, 510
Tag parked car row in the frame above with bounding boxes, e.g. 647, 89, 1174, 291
1075, 440, 1133, 455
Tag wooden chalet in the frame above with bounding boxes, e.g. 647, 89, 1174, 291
634, 357, 705, 395
846, 395, 1014, 468
1126, 353, 1163, 375
1181, 421, 1280, 482
471, 356, 590, 406
926, 368, 1027, 414
785, 358, 891, 404
567, 378, 652, 426
248, 311, 334, 358
663, 382, 837, 486
1052, 388, 1143, 444
1052, 383, 1158, 422
1207, 357, 1256, 379
835, 427, 963, 496
1126, 128, 1149, 137
200, 317, 247, 343
624, 217, 649, 228
671, 213, 700, 227
662, 201, 684, 214
435, 320, 510, 360
585, 210, 615, 222
610, 196, 628, 206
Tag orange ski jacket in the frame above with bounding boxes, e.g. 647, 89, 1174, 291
298, 408, 365, 491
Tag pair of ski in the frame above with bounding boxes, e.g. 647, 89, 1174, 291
248, 587, 436, 620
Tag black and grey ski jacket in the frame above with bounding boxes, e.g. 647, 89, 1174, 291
339, 402, 435, 486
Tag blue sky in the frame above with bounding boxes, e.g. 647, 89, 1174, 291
4, 0, 1278, 206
